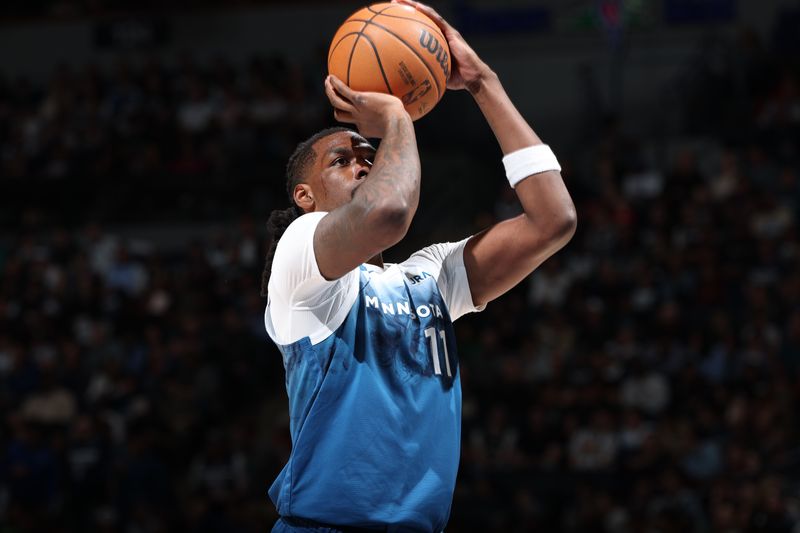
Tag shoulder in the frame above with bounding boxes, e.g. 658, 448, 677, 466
265, 210, 359, 345
275, 212, 328, 252
402, 237, 484, 321
402, 237, 473, 275
267, 211, 331, 299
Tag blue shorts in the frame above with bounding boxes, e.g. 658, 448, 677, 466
272, 517, 389, 533
272, 517, 339, 532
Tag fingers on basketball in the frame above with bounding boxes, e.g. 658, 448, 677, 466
325, 77, 356, 112
394, 0, 453, 35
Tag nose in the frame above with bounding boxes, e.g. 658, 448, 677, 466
356, 165, 369, 180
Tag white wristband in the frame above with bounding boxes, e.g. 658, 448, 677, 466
502, 144, 561, 188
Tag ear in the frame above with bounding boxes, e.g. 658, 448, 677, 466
293, 183, 315, 212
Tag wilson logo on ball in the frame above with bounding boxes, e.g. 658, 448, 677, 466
419, 30, 450, 79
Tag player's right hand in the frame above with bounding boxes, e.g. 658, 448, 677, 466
325, 75, 410, 139
393, 0, 491, 93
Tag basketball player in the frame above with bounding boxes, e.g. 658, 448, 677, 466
262, 1, 576, 531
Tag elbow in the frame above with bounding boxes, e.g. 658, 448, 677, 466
544, 205, 578, 248
368, 200, 414, 247
558, 206, 578, 242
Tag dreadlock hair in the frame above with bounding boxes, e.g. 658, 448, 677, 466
261, 126, 353, 297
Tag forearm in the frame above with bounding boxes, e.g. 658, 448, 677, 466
469, 71, 542, 154
312, 112, 420, 280
352, 112, 421, 230
471, 71, 575, 236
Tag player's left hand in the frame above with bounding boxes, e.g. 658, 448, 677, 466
325, 74, 410, 138
392, 0, 491, 92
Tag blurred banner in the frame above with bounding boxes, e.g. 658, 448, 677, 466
93, 17, 171, 49
453, 0, 551, 35
664, 0, 737, 24
454, 0, 739, 35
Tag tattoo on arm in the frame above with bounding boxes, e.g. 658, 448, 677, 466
353, 115, 420, 215
315, 114, 421, 278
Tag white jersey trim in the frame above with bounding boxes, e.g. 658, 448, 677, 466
264, 212, 484, 346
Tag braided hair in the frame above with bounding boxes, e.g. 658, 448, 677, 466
260, 126, 352, 297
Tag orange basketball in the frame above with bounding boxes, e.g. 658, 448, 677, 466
328, 3, 451, 121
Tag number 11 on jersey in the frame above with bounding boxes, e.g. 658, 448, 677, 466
424, 327, 452, 377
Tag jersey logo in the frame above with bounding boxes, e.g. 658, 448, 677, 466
364, 294, 444, 319
405, 271, 433, 285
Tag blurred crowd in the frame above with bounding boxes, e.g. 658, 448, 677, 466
0, 54, 325, 182
452, 138, 800, 531
0, 218, 286, 532
2, 14, 800, 533
3, 0, 303, 20
0, 53, 327, 225
446, 26, 800, 530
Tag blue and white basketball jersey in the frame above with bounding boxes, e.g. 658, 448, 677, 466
265, 212, 484, 532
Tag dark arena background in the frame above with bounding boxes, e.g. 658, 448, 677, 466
2, 0, 800, 531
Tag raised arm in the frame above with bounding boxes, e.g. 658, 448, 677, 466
398, 0, 577, 307
464, 75, 577, 306
314, 76, 421, 280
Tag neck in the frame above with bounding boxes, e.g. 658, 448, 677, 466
366, 253, 384, 268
